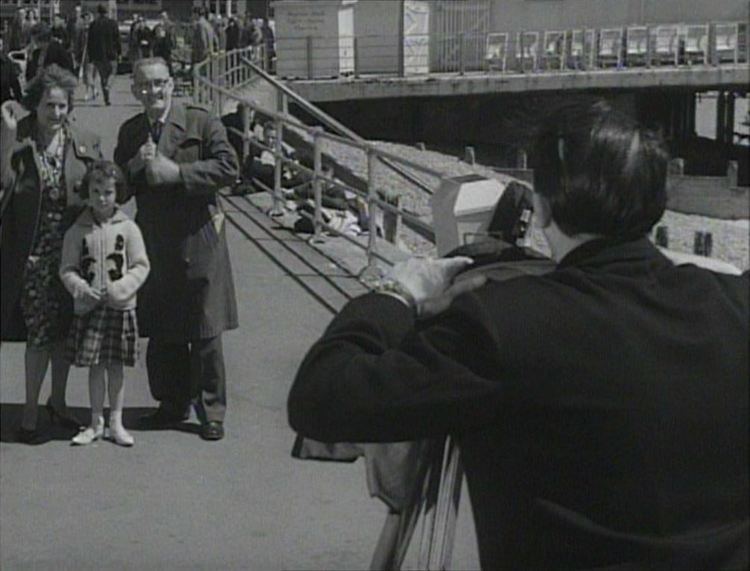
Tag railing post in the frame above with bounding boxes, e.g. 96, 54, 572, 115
217, 55, 224, 115
398, 8, 405, 78
242, 102, 251, 182
353, 36, 359, 77
459, 32, 465, 75
360, 147, 383, 284
306, 36, 313, 79
310, 127, 325, 244
270, 91, 287, 217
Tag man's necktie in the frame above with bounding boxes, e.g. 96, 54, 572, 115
150, 121, 163, 144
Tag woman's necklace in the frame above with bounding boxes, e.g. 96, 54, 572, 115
36, 128, 67, 199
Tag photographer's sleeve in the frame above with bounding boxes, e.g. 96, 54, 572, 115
288, 292, 505, 443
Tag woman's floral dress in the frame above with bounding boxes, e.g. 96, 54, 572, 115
20, 132, 70, 347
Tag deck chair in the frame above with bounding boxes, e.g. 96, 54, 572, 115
485, 33, 509, 72
625, 26, 649, 66
568, 29, 595, 70
652, 25, 680, 66
542, 31, 565, 71
684, 24, 709, 65
516, 31, 539, 72
714, 22, 739, 64
598, 28, 624, 68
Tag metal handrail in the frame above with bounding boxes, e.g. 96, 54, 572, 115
192, 49, 452, 280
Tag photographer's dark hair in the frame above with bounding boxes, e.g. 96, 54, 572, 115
80, 161, 128, 204
531, 101, 669, 239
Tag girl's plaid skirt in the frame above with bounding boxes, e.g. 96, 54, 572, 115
66, 306, 139, 367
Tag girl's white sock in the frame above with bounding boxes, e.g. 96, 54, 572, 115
109, 411, 134, 447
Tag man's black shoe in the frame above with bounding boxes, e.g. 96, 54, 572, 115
16, 427, 49, 445
200, 421, 224, 441
138, 407, 189, 429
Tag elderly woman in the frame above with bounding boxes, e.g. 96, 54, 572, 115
1, 64, 103, 444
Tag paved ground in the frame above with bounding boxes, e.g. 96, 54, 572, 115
0, 77, 480, 570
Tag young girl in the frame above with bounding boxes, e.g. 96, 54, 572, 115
60, 161, 150, 446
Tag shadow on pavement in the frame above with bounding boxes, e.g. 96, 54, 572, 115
0, 404, 202, 443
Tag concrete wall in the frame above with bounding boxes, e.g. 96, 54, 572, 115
274, 0, 356, 78
488, 0, 749, 32
667, 175, 750, 219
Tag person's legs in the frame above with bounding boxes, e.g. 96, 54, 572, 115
89, 62, 99, 98
107, 363, 133, 446
190, 335, 226, 426
48, 340, 70, 411
142, 339, 191, 423
21, 345, 50, 430
72, 364, 105, 444
96, 59, 113, 105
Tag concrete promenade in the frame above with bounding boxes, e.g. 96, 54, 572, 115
0, 77, 480, 570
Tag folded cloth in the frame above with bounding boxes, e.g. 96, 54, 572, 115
292, 435, 431, 512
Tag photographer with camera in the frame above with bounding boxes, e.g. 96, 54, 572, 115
288, 101, 748, 570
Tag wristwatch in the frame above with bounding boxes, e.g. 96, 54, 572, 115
376, 279, 420, 318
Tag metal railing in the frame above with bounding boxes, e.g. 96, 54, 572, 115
273, 21, 748, 79
192, 45, 266, 115
193, 47, 453, 281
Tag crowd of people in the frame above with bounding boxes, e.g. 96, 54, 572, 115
0, 5, 276, 109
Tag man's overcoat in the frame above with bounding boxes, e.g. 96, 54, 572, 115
114, 102, 239, 341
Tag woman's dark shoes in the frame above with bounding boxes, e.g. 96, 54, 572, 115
200, 421, 224, 441
45, 399, 82, 429
15, 427, 49, 445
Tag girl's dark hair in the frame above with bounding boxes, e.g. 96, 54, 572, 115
531, 100, 669, 239
23, 63, 78, 113
80, 161, 128, 204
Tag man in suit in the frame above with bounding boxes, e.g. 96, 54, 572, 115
191, 7, 217, 67
25, 23, 74, 82
114, 58, 239, 441
0, 37, 23, 105
86, 4, 120, 105
288, 101, 749, 569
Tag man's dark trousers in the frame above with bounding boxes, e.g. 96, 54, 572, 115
92, 59, 115, 104
146, 336, 227, 422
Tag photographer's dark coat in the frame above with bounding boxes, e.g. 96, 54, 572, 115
1, 115, 102, 340
114, 102, 239, 341
289, 238, 749, 570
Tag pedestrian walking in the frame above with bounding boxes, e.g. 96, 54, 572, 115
133, 19, 153, 61
261, 18, 275, 71
151, 24, 173, 75
114, 58, 239, 441
86, 4, 121, 106
211, 14, 226, 52
60, 161, 150, 447
1, 65, 103, 445
191, 7, 217, 66
51, 14, 70, 51
78, 12, 100, 101
225, 17, 240, 52
0, 37, 23, 105
8, 8, 27, 52
26, 23, 74, 82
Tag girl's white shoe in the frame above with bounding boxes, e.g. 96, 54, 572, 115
72, 425, 104, 446
109, 424, 135, 447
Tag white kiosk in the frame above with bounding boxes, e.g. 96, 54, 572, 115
273, 0, 356, 79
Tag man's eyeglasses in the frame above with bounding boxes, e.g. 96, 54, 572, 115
135, 79, 170, 94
